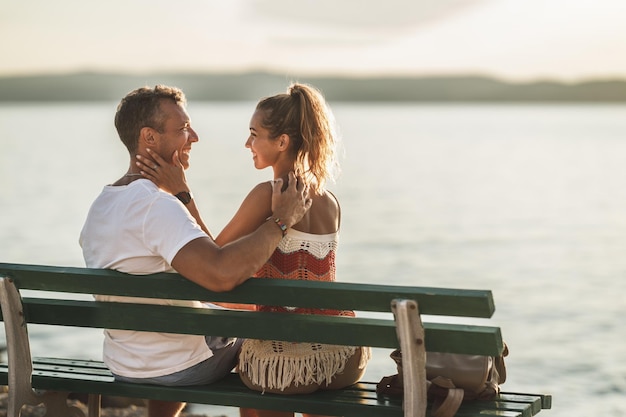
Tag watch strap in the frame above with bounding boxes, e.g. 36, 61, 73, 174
175, 191, 193, 205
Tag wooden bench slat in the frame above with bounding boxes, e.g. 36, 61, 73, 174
30, 364, 112, 377
502, 392, 552, 411
13, 298, 503, 355
0, 263, 496, 317
33, 357, 110, 370
456, 401, 533, 417
454, 410, 522, 417
498, 393, 542, 414
424, 322, 504, 356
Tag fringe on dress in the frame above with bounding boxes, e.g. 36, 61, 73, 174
239, 339, 371, 392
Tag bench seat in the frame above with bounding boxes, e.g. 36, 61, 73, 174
0, 358, 549, 417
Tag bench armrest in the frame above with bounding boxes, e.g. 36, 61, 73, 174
393, 299, 427, 417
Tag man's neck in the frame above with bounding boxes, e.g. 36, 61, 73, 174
111, 172, 143, 186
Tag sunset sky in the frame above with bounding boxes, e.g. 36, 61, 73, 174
2, 0, 625, 81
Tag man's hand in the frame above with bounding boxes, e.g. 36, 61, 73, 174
271, 172, 312, 228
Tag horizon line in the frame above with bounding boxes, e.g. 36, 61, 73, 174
1, 69, 626, 85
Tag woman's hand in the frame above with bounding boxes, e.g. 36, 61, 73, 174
136, 149, 188, 195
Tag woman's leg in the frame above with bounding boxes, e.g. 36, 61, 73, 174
239, 408, 294, 417
147, 400, 186, 417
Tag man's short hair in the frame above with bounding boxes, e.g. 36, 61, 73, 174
114, 85, 186, 153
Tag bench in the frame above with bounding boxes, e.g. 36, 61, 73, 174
0, 262, 551, 417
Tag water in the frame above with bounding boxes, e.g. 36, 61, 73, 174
1, 102, 625, 416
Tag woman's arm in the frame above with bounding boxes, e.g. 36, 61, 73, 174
210, 183, 272, 310
215, 182, 273, 246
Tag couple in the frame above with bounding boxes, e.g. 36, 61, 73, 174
79, 83, 370, 417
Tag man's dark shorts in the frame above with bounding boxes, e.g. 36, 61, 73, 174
112, 337, 244, 386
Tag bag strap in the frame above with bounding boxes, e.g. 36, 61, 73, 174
431, 388, 464, 417
430, 377, 464, 417
377, 374, 466, 417
494, 343, 509, 383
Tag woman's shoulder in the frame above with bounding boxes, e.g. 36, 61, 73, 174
314, 189, 340, 214
236, 181, 273, 217
245, 180, 273, 200
293, 189, 340, 234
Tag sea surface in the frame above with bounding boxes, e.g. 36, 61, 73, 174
1, 102, 625, 416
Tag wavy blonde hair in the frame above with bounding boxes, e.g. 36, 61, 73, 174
255, 83, 340, 194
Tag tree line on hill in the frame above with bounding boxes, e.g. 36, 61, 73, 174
1, 72, 625, 102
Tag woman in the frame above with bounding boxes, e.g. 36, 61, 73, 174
138, 83, 370, 417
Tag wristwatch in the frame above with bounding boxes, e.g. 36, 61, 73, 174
175, 191, 193, 205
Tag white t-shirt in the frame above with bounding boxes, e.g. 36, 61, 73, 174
79, 179, 213, 378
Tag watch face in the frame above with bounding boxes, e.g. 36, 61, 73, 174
176, 192, 192, 204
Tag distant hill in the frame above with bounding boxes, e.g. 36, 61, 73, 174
1, 72, 626, 102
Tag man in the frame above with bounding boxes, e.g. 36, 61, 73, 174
79, 85, 311, 417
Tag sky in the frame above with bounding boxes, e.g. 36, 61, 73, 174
2, 0, 626, 81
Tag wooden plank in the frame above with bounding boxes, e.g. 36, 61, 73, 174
33, 357, 110, 370
454, 410, 522, 417
0, 365, 8, 385
499, 393, 542, 414
455, 400, 533, 417
13, 298, 502, 354
0, 262, 495, 317
502, 392, 552, 410
30, 364, 111, 377
424, 322, 505, 356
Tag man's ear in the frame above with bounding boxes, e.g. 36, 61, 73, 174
140, 127, 157, 146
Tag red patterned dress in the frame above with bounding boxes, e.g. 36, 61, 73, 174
255, 229, 353, 317
238, 229, 370, 392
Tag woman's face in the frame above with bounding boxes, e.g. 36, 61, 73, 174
246, 110, 281, 170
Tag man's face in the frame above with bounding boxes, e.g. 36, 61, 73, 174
153, 100, 199, 169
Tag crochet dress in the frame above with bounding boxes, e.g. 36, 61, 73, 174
238, 228, 371, 392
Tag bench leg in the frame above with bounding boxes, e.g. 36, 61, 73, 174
392, 299, 427, 417
40, 391, 88, 417
87, 394, 102, 417
2, 380, 92, 417
0, 278, 91, 417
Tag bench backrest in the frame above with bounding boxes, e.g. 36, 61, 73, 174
0, 262, 505, 356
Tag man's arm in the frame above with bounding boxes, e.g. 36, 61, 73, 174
179, 198, 213, 239
171, 173, 310, 292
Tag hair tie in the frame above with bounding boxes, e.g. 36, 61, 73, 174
290, 86, 301, 99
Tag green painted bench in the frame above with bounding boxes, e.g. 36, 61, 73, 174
0, 262, 551, 417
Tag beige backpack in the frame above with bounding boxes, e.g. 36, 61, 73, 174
376, 344, 508, 417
